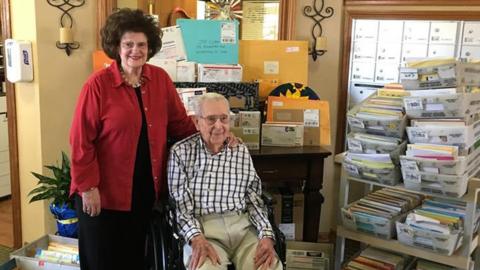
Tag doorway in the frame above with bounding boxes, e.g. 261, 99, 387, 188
0, 0, 22, 250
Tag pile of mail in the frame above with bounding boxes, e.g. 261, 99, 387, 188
345, 86, 407, 185
342, 188, 422, 239
148, 21, 243, 83
399, 58, 480, 197
396, 198, 480, 255
344, 246, 411, 270
399, 58, 480, 93
347, 90, 407, 138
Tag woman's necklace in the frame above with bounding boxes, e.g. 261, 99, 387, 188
121, 70, 144, 88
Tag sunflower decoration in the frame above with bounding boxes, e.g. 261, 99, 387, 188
269, 83, 320, 100
203, 0, 243, 20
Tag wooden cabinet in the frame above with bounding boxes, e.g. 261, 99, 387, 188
250, 146, 331, 242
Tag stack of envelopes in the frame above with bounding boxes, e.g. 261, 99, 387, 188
342, 188, 423, 239
399, 57, 480, 198
344, 246, 411, 270
396, 197, 480, 255
345, 88, 408, 185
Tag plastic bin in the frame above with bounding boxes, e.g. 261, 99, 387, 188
10, 234, 79, 270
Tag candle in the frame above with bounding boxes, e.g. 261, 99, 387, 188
59, 27, 73, 44
148, 2, 154, 15
315, 36, 327, 51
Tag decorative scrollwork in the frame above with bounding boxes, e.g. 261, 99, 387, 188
303, 0, 334, 61
46, 0, 85, 28
56, 41, 80, 56
47, 0, 85, 56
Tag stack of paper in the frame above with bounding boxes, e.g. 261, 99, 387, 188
396, 197, 468, 255
342, 188, 423, 239
354, 96, 404, 121
347, 93, 408, 138
345, 86, 408, 185
405, 143, 458, 161
344, 247, 408, 270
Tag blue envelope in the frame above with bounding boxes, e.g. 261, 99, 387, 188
177, 19, 239, 64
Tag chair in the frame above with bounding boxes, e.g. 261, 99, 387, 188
145, 193, 286, 270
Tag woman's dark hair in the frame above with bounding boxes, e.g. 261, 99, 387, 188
101, 8, 162, 62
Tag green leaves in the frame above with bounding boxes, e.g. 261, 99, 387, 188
29, 151, 73, 209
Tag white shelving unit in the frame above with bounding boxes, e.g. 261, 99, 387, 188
334, 153, 480, 270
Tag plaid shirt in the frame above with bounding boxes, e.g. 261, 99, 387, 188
168, 133, 274, 243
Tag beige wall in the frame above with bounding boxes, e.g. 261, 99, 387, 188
11, 0, 96, 242
295, 0, 344, 233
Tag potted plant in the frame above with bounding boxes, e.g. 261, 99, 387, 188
28, 151, 78, 238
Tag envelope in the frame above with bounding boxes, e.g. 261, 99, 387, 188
239, 40, 308, 98
266, 97, 330, 145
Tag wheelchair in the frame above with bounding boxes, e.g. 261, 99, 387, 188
145, 192, 286, 270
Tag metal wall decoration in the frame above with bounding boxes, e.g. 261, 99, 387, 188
47, 0, 85, 56
303, 0, 334, 61
202, 0, 243, 20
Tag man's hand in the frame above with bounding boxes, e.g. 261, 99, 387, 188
226, 132, 242, 148
189, 235, 220, 270
82, 187, 101, 217
254, 238, 277, 270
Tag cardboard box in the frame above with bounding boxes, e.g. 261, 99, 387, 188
197, 64, 243, 83
239, 111, 261, 128
176, 87, 207, 116
261, 123, 304, 147
231, 127, 260, 150
230, 111, 261, 150
176, 61, 196, 82
286, 241, 332, 270
10, 234, 79, 270
148, 58, 177, 81
271, 192, 304, 241
267, 97, 331, 146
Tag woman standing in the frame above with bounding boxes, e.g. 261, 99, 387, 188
69, 9, 197, 269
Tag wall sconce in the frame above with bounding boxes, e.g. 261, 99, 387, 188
47, 0, 85, 56
303, 0, 334, 61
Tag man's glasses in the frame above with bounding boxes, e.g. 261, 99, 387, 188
200, 114, 230, 125
120, 41, 148, 50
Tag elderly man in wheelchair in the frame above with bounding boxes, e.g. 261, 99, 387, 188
167, 93, 284, 270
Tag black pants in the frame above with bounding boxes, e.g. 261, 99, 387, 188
75, 195, 151, 270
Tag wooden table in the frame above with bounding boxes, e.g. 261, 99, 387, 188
250, 146, 332, 242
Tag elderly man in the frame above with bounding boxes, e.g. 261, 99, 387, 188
168, 93, 282, 270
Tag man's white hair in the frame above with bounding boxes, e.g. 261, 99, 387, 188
194, 92, 230, 116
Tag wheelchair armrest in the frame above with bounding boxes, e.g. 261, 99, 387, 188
261, 191, 275, 206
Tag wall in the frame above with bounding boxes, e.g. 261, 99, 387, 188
10, 0, 96, 242
295, 0, 343, 233
118, 0, 138, 9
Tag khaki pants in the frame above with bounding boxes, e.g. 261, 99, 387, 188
183, 212, 283, 270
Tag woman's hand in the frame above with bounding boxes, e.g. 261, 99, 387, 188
226, 132, 243, 148
82, 187, 101, 217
